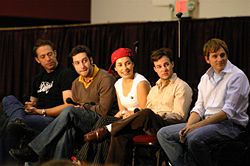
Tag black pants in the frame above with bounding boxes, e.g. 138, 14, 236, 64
105, 109, 170, 166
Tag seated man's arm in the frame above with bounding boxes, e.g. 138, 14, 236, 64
88, 76, 116, 117
42, 89, 73, 117
180, 111, 227, 142
42, 68, 76, 116
27, 68, 76, 117
184, 73, 250, 135
189, 111, 227, 129
27, 90, 73, 117
164, 83, 193, 123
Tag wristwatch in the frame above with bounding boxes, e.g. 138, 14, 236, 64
41, 109, 47, 116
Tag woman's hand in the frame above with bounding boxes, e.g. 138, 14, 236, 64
115, 109, 134, 119
122, 111, 134, 119
114, 110, 121, 118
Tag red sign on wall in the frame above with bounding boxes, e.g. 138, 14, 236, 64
176, 0, 188, 13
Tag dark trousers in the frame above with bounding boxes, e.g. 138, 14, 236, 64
105, 109, 170, 166
2, 95, 54, 132
2, 96, 52, 164
29, 107, 100, 160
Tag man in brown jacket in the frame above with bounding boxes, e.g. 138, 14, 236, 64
9, 45, 117, 162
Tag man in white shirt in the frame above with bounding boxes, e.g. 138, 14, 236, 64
157, 38, 250, 166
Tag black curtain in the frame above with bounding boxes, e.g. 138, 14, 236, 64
0, 17, 250, 100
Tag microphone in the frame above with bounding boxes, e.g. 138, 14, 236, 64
134, 108, 141, 113
133, 41, 139, 55
66, 98, 96, 109
66, 98, 80, 106
176, 12, 183, 58
176, 12, 183, 19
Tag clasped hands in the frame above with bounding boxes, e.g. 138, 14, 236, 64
24, 101, 41, 115
115, 109, 134, 119
179, 124, 197, 143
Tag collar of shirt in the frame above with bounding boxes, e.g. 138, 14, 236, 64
206, 60, 233, 79
213, 72, 223, 83
156, 73, 177, 90
79, 64, 100, 88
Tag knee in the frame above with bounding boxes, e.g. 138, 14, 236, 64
157, 128, 165, 142
68, 107, 89, 120
139, 108, 154, 116
157, 127, 170, 142
187, 135, 204, 151
2, 95, 19, 108
62, 106, 74, 112
2, 95, 17, 104
59, 107, 73, 117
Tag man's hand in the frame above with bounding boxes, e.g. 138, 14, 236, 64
179, 128, 187, 143
24, 101, 36, 113
179, 124, 199, 143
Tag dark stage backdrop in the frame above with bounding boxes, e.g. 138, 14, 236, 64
0, 17, 250, 100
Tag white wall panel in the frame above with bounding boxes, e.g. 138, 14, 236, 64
91, 0, 250, 23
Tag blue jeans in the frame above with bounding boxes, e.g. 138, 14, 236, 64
157, 120, 243, 166
29, 106, 100, 159
2, 95, 54, 132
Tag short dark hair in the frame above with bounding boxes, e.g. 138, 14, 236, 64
151, 48, 174, 63
32, 39, 55, 57
70, 45, 92, 58
203, 38, 229, 58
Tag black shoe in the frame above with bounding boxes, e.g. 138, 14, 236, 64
7, 118, 36, 138
9, 146, 39, 162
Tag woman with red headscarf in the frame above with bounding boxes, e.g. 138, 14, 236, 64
74, 48, 151, 165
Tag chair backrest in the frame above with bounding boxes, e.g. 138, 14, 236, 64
184, 83, 198, 121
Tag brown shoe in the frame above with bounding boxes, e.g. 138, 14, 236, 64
84, 127, 109, 142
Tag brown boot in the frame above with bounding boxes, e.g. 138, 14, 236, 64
84, 126, 109, 142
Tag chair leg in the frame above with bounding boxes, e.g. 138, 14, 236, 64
157, 148, 172, 166
23, 162, 29, 166
132, 146, 136, 166
132, 145, 165, 166
156, 149, 160, 166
